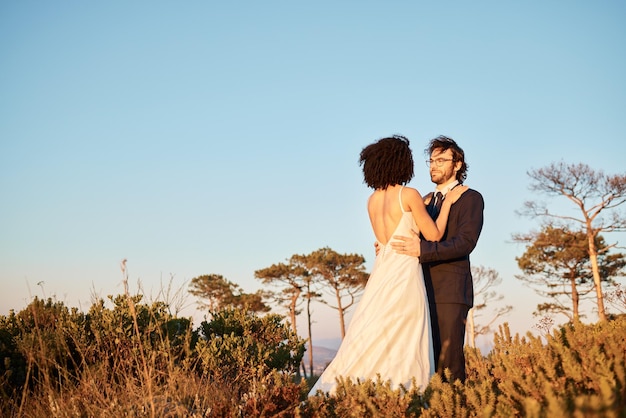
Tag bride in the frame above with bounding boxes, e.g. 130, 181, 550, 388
308, 135, 466, 395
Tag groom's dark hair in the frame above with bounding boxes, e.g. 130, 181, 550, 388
360, 135, 414, 189
426, 135, 468, 183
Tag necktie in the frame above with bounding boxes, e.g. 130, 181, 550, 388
430, 191, 444, 219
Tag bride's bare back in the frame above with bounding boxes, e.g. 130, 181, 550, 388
368, 184, 467, 244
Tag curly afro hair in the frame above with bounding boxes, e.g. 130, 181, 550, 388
359, 135, 414, 189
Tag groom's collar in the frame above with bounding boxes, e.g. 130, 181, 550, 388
436, 180, 459, 197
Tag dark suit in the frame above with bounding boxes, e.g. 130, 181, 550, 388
420, 188, 484, 382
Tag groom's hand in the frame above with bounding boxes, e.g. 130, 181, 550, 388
390, 229, 421, 257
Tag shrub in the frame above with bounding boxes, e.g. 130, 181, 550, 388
195, 308, 306, 393
417, 317, 626, 417
1, 296, 624, 417
302, 376, 428, 417
0, 296, 307, 417
302, 317, 626, 417
0, 298, 85, 398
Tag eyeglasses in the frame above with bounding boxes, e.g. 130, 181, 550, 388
426, 158, 454, 167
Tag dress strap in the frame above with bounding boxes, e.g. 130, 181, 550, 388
398, 186, 406, 213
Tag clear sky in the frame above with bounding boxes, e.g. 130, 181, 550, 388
1, 1, 625, 350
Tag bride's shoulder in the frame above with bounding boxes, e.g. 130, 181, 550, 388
402, 186, 421, 197
401, 186, 424, 203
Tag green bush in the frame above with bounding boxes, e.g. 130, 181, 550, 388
194, 307, 307, 413
477, 318, 626, 417
0, 296, 307, 417
301, 317, 626, 417
197, 307, 305, 378
301, 376, 428, 417
82, 295, 197, 386
0, 298, 85, 398
1, 296, 624, 417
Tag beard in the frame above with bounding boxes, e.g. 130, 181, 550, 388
430, 165, 456, 185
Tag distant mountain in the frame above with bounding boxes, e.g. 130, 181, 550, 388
305, 345, 337, 375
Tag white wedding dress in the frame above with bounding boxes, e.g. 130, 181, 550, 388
309, 188, 434, 395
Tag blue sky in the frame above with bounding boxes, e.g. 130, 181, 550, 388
1, 1, 625, 349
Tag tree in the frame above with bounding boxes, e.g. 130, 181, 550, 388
604, 284, 626, 315
513, 226, 625, 322
254, 260, 316, 377
299, 272, 319, 377
466, 266, 512, 348
188, 274, 269, 314
255, 247, 368, 376
519, 162, 626, 321
295, 247, 369, 339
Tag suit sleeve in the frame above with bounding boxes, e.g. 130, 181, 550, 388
419, 189, 484, 263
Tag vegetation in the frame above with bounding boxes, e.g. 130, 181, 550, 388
292, 247, 369, 340
255, 247, 369, 378
1, 294, 625, 417
0, 296, 305, 417
466, 266, 513, 348
514, 226, 625, 321
189, 273, 270, 314
519, 162, 626, 321
2, 161, 624, 416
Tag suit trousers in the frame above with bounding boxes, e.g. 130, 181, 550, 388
431, 302, 469, 382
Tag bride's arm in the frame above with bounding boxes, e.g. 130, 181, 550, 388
433, 185, 468, 234
403, 188, 445, 242
405, 186, 467, 242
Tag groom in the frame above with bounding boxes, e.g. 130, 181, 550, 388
392, 135, 484, 383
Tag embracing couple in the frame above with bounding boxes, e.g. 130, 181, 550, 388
310, 135, 484, 395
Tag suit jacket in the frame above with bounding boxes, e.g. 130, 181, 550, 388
420, 188, 484, 307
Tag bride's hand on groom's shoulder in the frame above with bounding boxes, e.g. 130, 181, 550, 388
447, 185, 468, 204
